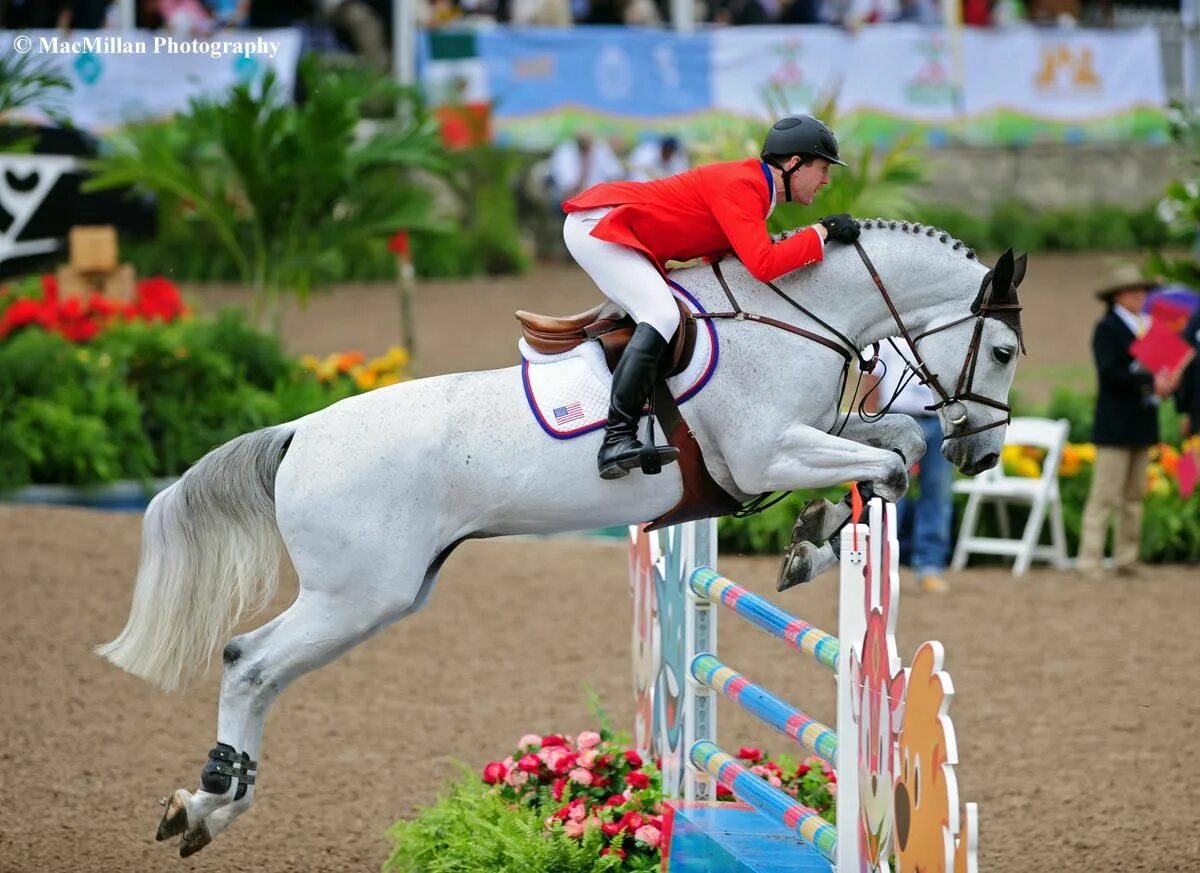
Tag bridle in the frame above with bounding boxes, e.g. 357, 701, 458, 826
695, 240, 1023, 442
854, 241, 1021, 439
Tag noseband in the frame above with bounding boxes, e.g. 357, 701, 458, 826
696, 240, 1021, 442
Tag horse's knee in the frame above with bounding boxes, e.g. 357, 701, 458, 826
893, 416, 927, 464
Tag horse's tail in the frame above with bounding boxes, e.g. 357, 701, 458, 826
95, 425, 297, 693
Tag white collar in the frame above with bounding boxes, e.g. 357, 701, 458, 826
1114, 304, 1145, 337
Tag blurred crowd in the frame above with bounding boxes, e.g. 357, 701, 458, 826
420, 0, 1141, 30
0, 0, 394, 71
543, 132, 690, 208
0, 0, 1163, 36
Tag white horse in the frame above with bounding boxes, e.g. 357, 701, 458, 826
96, 220, 1026, 856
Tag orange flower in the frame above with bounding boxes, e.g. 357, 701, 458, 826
336, 351, 366, 372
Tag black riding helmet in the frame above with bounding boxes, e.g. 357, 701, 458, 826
761, 115, 847, 202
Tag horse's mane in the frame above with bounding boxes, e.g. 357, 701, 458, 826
773, 218, 978, 262
773, 218, 1024, 345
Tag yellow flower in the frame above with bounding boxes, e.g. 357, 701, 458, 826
300, 354, 320, 371
1013, 457, 1041, 478
1075, 443, 1097, 464
315, 360, 338, 382
354, 368, 378, 391
376, 373, 402, 388
385, 346, 410, 369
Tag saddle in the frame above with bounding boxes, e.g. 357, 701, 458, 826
515, 297, 697, 377
514, 299, 741, 531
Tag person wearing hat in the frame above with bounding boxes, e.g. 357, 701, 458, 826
562, 115, 859, 480
627, 134, 691, 182
1176, 304, 1200, 477
1076, 269, 1175, 577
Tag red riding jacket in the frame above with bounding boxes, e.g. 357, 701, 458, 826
562, 157, 824, 282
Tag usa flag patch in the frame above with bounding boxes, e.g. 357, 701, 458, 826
553, 401, 585, 425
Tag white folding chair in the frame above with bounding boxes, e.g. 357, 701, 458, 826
950, 417, 1071, 576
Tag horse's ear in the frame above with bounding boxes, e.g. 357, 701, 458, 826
1012, 252, 1028, 289
991, 249, 1015, 301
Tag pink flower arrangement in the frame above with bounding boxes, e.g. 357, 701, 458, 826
478, 732, 837, 871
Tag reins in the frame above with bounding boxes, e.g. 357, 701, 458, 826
694, 240, 1019, 445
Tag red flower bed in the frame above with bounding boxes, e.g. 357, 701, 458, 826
0, 274, 188, 343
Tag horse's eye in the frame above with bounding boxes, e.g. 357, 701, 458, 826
993, 346, 1014, 365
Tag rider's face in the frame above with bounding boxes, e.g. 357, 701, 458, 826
785, 158, 832, 205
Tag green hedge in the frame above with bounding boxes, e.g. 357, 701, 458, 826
911, 201, 1184, 254
0, 310, 355, 492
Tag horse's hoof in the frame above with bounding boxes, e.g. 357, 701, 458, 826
179, 821, 212, 858
156, 789, 191, 842
776, 546, 815, 591
790, 498, 840, 547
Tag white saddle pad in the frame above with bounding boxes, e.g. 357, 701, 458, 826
521, 284, 718, 439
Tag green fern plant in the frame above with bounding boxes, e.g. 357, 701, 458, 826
384, 772, 626, 873
0, 52, 73, 151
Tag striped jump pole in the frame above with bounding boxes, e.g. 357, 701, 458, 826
689, 568, 840, 673
690, 653, 838, 767
634, 497, 981, 873
691, 740, 838, 865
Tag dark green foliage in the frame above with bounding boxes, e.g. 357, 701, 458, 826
0, 310, 354, 492
910, 201, 1180, 254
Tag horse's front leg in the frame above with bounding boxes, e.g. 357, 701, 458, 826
781, 414, 928, 555
725, 421, 914, 590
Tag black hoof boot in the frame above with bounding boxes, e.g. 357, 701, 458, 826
597, 322, 678, 480
776, 544, 817, 591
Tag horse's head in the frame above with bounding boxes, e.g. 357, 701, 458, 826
912, 248, 1027, 476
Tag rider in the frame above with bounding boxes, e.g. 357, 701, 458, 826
562, 115, 861, 480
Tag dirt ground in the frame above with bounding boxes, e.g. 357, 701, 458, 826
2, 256, 1199, 873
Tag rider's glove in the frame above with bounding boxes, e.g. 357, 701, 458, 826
818, 214, 861, 245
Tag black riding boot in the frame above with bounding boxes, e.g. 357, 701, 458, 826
598, 322, 679, 480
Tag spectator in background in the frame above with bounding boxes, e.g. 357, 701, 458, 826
1076, 273, 1174, 578
547, 132, 624, 211
320, 0, 390, 72
962, 0, 991, 25
780, 0, 820, 23
863, 342, 955, 593
511, 0, 571, 24
627, 135, 689, 182
1177, 304, 1200, 476
895, 0, 939, 23
708, 0, 767, 24
56, 0, 111, 29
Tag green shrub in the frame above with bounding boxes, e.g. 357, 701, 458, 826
910, 201, 1181, 254
0, 308, 357, 492
0, 330, 154, 489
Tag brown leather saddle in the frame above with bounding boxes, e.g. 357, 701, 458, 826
515, 297, 697, 377
514, 300, 741, 531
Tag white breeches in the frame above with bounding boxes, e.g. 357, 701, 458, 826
563, 207, 680, 342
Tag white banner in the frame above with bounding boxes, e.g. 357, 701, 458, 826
710, 26, 853, 119
700, 24, 1164, 139
839, 24, 963, 122
962, 26, 1165, 119
0, 29, 303, 131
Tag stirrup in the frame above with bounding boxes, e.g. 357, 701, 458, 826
637, 391, 678, 475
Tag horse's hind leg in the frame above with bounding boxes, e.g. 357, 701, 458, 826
157, 551, 439, 857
